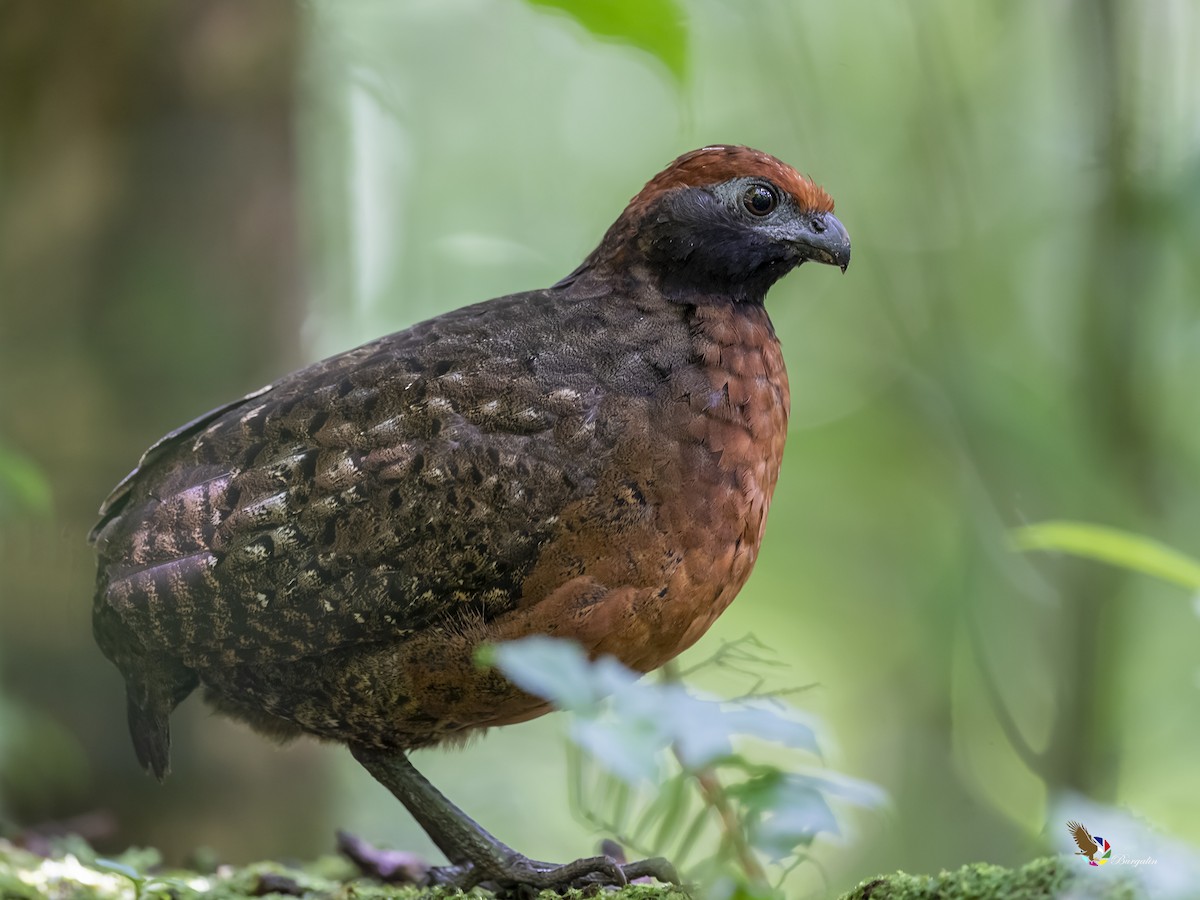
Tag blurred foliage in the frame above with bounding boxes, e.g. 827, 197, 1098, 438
0, 442, 51, 522
488, 636, 884, 898
525, 0, 688, 83
0, 0, 324, 868
1014, 521, 1200, 591
2, 0, 1200, 897
0, 701, 90, 823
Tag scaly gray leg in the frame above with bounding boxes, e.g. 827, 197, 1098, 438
349, 745, 680, 892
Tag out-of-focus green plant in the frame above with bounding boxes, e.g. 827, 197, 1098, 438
94, 852, 177, 900
524, 0, 687, 84
1013, 521, 1200, 592
483, 636, 885, 899
0, 699, 90, 823
0, 441, 51, 521
0, 438, 49, 823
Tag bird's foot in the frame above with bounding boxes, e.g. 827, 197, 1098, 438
340, 829, 678, 896
425, 849, 680, 896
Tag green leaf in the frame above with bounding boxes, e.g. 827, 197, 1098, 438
661, 691, 820, 769
95, 858, 143, 884
726, 769, 883, 862
1012, 521, 1200, 590
489, 633, 638, 710
0, 443, 51, 519
572, 712, 667, 782
724, 769, 786, 812
495, 635, 884, 882
524, 0, 688, 83
787, 769, 890, 810
495, 638, 823, 782
730, 776, 838, 861
751, 786, 836, 858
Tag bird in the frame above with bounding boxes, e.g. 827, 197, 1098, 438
1067, 820, 1100, 863
90, 144, 850, 892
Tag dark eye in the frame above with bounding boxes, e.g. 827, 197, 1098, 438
742, 184, 778, 216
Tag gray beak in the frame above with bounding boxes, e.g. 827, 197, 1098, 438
792, 211, 851, 273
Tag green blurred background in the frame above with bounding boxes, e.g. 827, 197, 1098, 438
2, 0, 1199, 896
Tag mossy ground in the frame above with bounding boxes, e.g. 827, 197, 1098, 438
838, 856, 1142, 900
0, 838, 689, 900
1, 840, 1149, 900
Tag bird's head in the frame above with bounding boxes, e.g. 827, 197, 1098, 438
573, 145, 850, 305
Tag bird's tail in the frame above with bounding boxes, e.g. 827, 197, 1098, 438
127, 690, 171, 780
125, 668, 198, 781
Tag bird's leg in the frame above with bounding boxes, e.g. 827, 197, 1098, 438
349, 745, 679, 892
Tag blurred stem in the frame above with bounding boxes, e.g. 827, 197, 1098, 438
1036, 0, 1159, 802
964, 603, 1046, 780
688, 762, 768, 888
1077, 0, 1159, 510
660, 661, 768, 889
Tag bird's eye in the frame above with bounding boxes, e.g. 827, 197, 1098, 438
742, 184, 778, 217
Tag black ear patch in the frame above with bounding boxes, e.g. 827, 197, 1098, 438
634, 186, 804, 304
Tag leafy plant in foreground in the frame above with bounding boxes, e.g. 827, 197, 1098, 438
484, 636, 885, 898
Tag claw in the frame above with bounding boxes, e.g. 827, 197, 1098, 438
412, 850, 678, 895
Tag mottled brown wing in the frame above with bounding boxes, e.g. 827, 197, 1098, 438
92, 286, 689, 673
